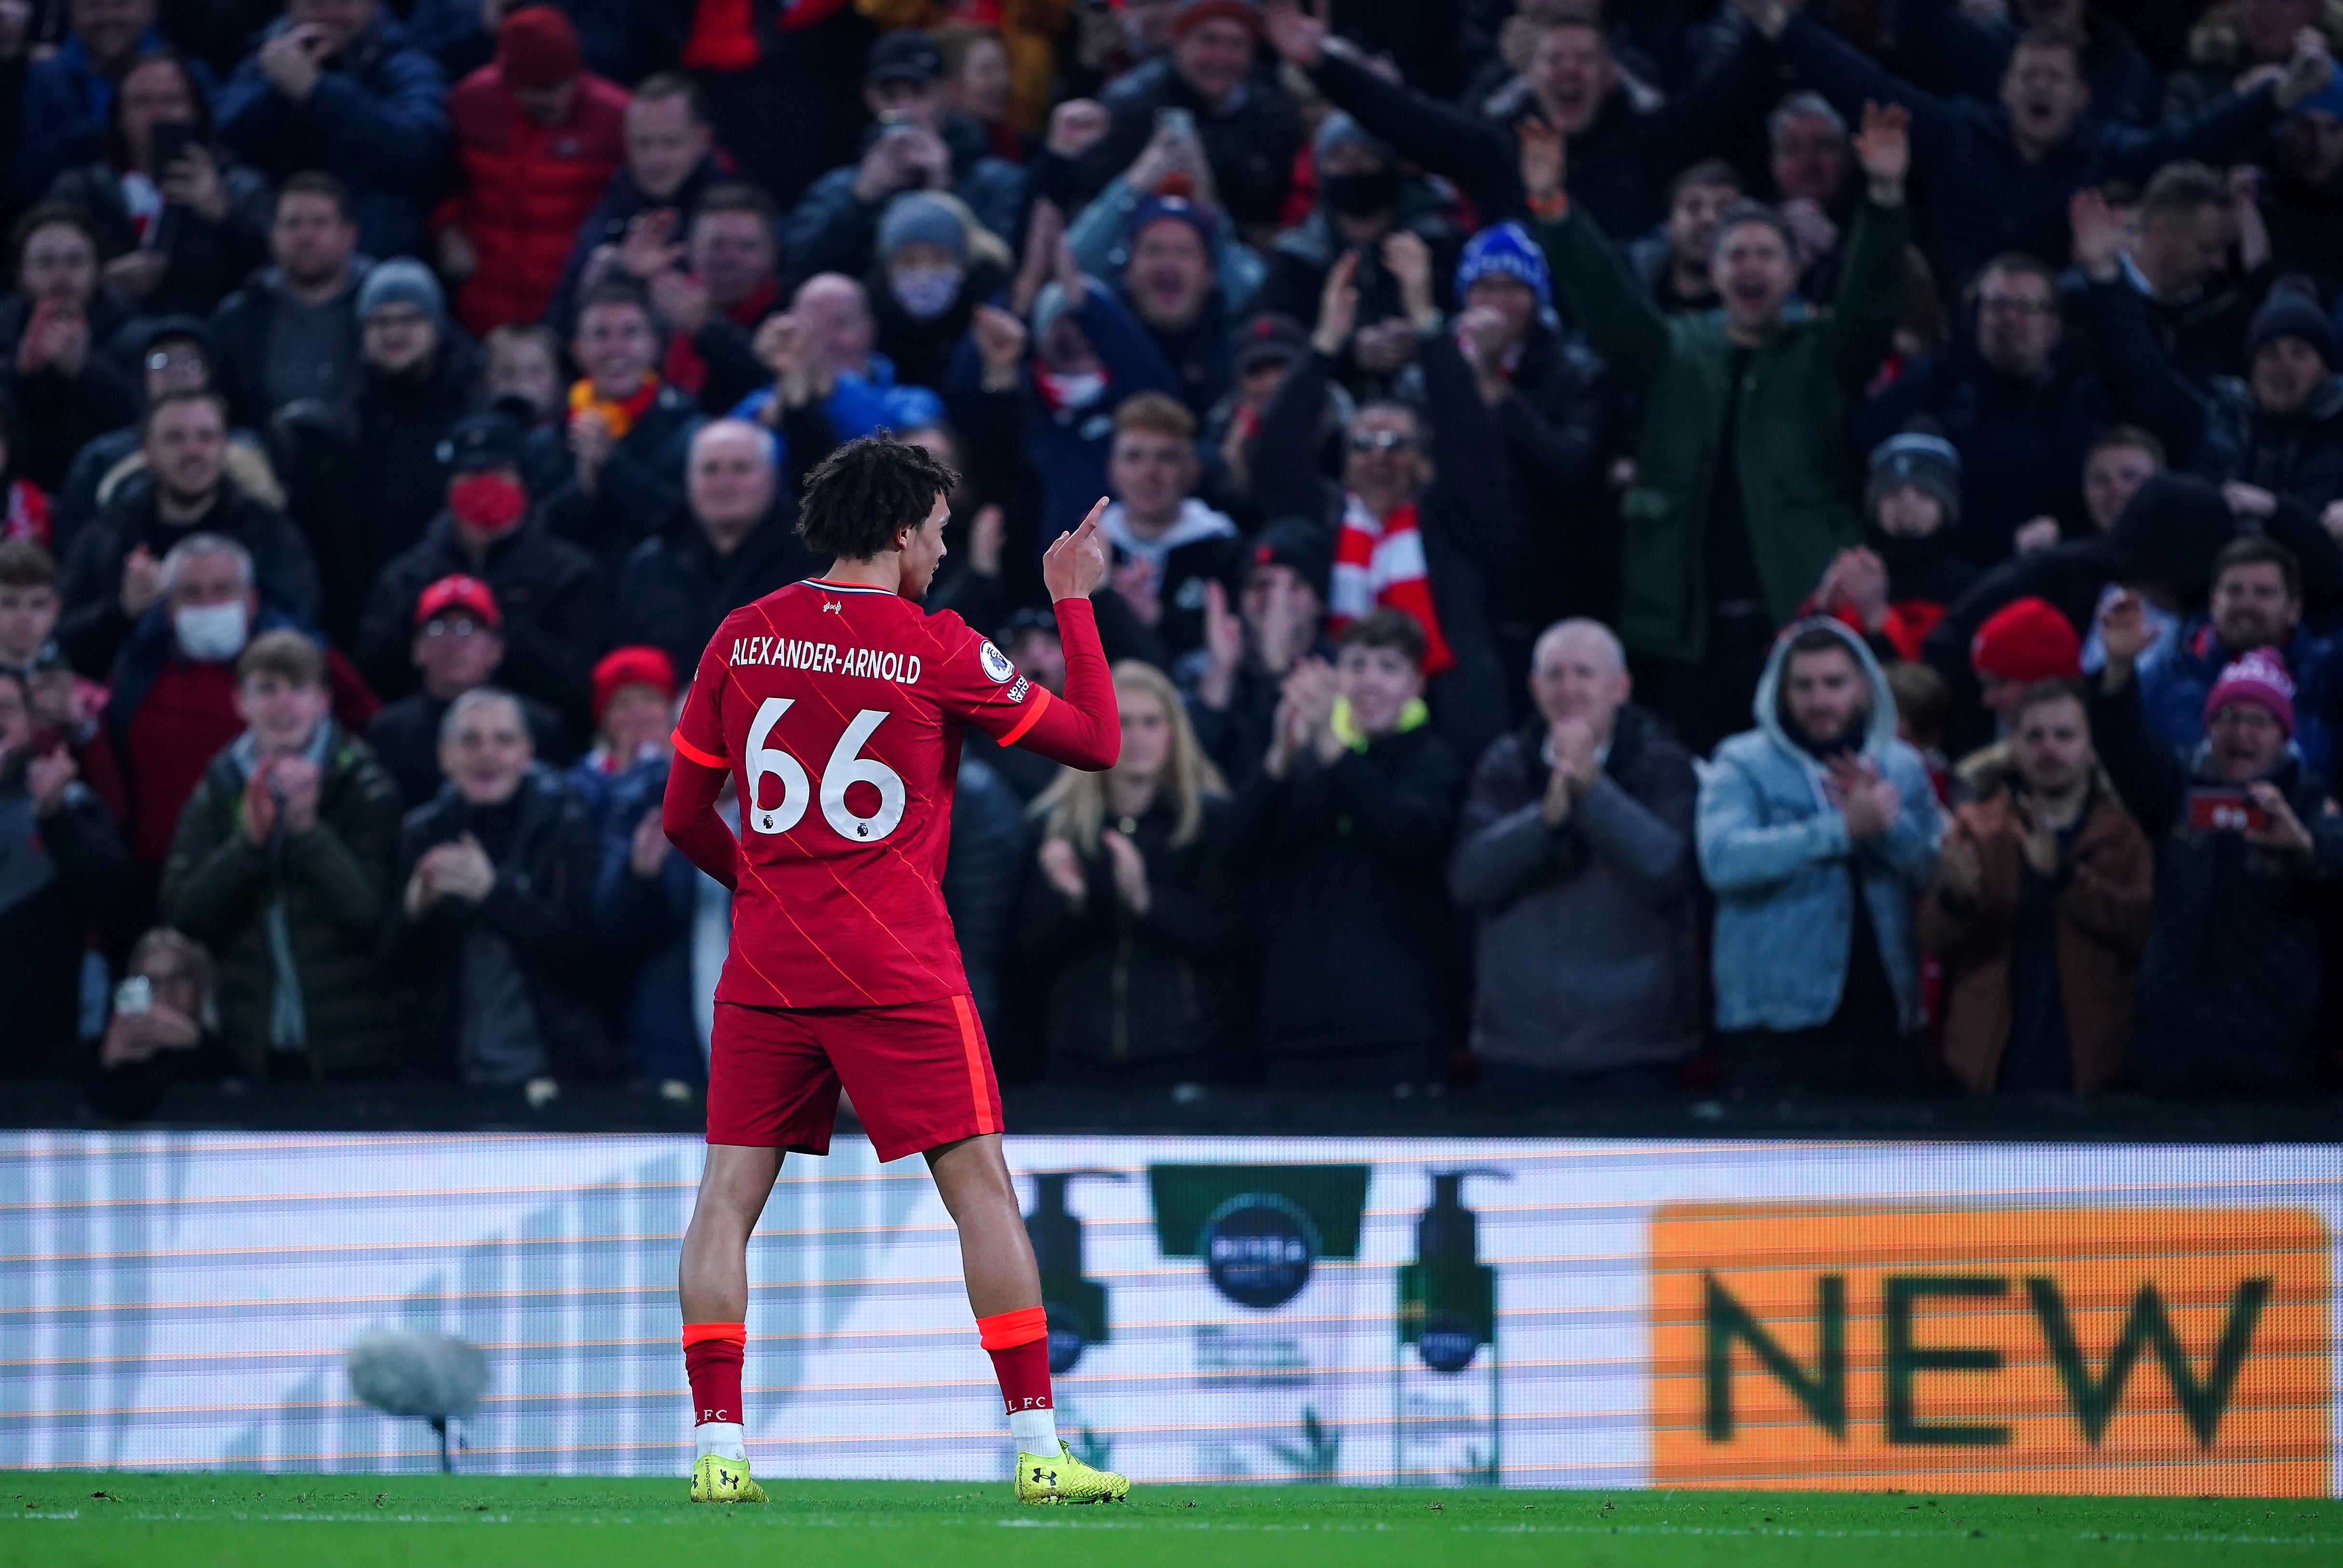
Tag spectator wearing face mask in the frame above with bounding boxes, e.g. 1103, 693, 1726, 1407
394, 686, 613, 1096
0, 662, 130, 1072
359, 413, 607, 726
869, 190, 1008, 395
1924, 679, 2153, 1095
1236, 609, 1464, 1091
2093, 596, 2343, 1092
159, 628, 404, 1080
58, 390, 317, 679
948, 220, 1182, 549
1697, 619, 1945, 1095
104, 532, 369, 878
1256, 113, 1462, 355
1451, 618, 1700, 1097
783, 30, 1025, 280
366, 573, 574, 810
2137, 536, 2343, 775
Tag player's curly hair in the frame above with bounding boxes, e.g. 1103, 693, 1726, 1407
795, 435, 961, 561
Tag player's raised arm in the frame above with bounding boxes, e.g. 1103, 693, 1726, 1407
1015, 500, 1121, 772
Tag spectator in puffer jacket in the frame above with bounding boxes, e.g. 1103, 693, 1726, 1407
1697, 618, 1946, 1097
1923, 679, 2154, 1095
159, 629, 405, 1080
2092, 594, 2343, 1092
1452, 617, 1701, 1096
214, 0, 449, 262
434, 3, 628, 336
1236, 609, 1464, 1092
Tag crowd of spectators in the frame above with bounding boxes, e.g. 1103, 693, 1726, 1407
4, 0, 2343, 1118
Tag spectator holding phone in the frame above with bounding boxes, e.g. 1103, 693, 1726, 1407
46, 49, 271, 320
1923, 681, 2153, 1095
81, 927, 232, 1120
2090, 591, 2343, 1092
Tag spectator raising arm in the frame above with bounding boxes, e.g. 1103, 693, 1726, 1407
1518, 120, 1668, 392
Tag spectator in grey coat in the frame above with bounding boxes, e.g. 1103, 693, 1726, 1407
1450, 619, 1700, 1095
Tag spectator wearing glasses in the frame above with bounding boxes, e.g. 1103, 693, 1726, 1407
365, 573, 573, 810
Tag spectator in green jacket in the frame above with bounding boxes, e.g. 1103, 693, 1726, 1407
1522, 103, 1912, 754
159, 627, 406, 1078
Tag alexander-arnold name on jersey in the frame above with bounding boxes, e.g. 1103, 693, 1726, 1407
729, 635, 922, 685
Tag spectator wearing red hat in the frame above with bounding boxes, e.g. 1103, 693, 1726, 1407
434, 4, 629, 336
1064, 0, 1302, 230
2092, 594, 2343, 1093
365, 573, 575, 810
1968, 595, 2083, 738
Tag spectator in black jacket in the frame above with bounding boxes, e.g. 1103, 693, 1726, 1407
0, 203, 140, 490
546, 72, 722, 334
537, 282, 703, 569
394, 686, 611, 1093
276, 258, 484, 644
1248, 230, 1512, 767
1236, 609, 1463, 1091
1450, 618, 1701, 1095
945, 752, 1027, 1040
613, 419, 816, 677
58, 390, 318, 677
2091, 592, 2343, 1092
206, 172, 368, 427
1071, 0, 1302, 230
0, 663, 131, 1072
1448, 222, 1613, 682
1020, 658, 1240, 1085
366, 573, 574, 809
44, 48, 272, 321
1262, 1, 1768, 240
80, 927, 236, 1120
1183, 518, 1331, 791
213, 0, 449, 261
1861, 252, 2104, 563
1889, 0, 2163, 129
358, 413, 608, 725
1740, 0, 2326, 292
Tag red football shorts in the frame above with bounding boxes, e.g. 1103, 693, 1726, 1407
706, 995, 1004, 1163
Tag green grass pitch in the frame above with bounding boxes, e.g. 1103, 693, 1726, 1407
4, 1474, 2340, 1568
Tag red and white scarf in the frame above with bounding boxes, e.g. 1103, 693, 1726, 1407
1329, 493, 1454, 675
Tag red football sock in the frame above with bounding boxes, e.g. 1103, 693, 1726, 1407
683, 1322, 746, 1426
978, 1306, 1052, 1414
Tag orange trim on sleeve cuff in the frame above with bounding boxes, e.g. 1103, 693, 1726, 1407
976, 1305, 1049, 1350
672, 728, 726, 768
682, 1322, 746, 1348
995, 685, 1052, 748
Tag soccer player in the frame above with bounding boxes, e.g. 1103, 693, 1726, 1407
660, 435, 1128, 1505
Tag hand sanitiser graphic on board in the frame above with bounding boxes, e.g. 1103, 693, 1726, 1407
1023, 1169, 1127, 1375
1395, 1168, 1510, 1486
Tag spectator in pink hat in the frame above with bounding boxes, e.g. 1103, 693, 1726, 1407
2092, 597, 2343, 1093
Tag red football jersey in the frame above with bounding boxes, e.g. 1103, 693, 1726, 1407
672, 577, 1052, 1009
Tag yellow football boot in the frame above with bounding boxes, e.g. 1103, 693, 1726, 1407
1013, 1440, 1130, 1505
690, 1452, 768, 1503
